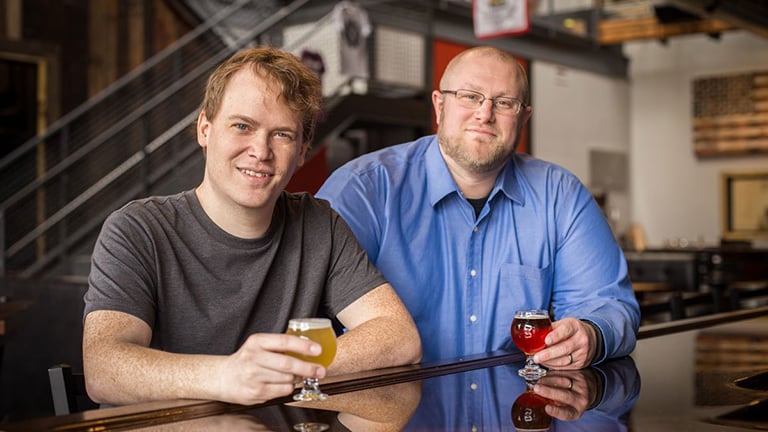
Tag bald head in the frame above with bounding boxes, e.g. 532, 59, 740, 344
439, 46, 529, 104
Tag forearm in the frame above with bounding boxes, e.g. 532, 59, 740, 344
329, 316, 421, 375
84, 340, 225, 405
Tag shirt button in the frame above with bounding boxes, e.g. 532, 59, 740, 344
470, 269, 477, 277
473, 226, 479, 232
470, 314, 477, 322
470, 382, 478, 390
471, 426, 478, 432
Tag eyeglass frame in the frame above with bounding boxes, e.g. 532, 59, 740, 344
439, 89, 527, 114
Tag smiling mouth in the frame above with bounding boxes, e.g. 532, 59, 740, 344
239, 168, 272, 178
467, 127, 496, 136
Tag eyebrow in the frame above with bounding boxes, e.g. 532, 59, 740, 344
454, 85, 514, 95
226, 114, 299, 134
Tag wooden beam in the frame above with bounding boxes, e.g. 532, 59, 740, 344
669, 0, 768, 40
599, 15, 734, 45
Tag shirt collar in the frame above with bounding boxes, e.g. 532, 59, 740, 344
425, 136, 526, 207
426, 137, 457, 206
497, 156, 526, 206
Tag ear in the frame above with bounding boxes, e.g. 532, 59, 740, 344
521, 104, 532, 125
432, 90, 444, 126
197, 111, 210, 149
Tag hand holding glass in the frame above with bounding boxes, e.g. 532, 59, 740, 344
512, 309, 552, 380
285, 318, 337, 401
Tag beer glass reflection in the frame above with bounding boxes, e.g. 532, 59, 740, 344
511, 381, 553, 431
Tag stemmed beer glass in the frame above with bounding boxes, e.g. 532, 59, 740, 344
285, 318, 337, 401
511, 309, 553, 380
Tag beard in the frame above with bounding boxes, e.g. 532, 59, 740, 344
437, 126, 521, 175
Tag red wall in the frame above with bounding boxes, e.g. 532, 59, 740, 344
286, 145, 328, 194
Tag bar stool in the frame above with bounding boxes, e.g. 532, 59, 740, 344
728, 280, 768, 310
48, 364, 98, 415
634, 282, 685, 323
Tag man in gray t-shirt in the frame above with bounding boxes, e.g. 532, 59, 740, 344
82, 47, 421, 407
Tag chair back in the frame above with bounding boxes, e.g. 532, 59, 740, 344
48, 364, 98, 415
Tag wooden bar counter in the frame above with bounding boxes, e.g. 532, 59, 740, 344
4, 307, 768, 431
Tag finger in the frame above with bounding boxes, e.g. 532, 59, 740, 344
258, 350, 327, 379
247, 333, 323, 358
534, 375, 574, 391
236, 339, 326, 380
545, 318, 578, 345
534, 346, 573, 367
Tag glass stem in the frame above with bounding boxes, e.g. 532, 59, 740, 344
303, 377, 321, 394
526, 354, 537, 369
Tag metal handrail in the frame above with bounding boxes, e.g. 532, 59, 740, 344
0, 0, 312, 277
0, 0, 251, 174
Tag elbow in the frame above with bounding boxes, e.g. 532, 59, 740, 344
411, 346, 423, 365
83, 354, 120, 405
386, 323, 422, 366
406, 328, 423, 365
83, 369, 109, 405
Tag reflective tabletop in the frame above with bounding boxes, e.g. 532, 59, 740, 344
5, 310, 768, 431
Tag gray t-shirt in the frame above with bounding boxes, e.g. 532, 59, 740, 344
84, 189, 385, 355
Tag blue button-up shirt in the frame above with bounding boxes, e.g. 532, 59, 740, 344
317, 135, 639, 362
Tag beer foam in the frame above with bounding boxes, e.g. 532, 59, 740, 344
288, 318, 332, 330
517, 310, 550, 319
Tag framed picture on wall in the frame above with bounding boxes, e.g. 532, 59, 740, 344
720, 170, 768, 241
693, 71, 768, 157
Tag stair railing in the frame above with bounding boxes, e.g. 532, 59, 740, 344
0, 0, 312, 277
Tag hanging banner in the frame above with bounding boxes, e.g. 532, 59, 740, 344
473, 0, 530, 40
333, 1, 372, 78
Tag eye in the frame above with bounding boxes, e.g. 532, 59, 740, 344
460, 92, 481, 102
274, 131, 296, 141
233, 123, 249, 132
495, 98, 514, 109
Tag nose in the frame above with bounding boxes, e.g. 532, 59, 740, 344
248, 133, 273, 161
474, 98, 495, 122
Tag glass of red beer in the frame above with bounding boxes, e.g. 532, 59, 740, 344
511, 309, 552, 380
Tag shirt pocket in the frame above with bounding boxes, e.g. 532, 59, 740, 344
500, 262, 552, 303
494, 263, 553, 349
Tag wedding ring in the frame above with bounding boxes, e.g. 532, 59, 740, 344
567, 353, 574, 365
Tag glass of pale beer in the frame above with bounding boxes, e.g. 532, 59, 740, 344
286, 318, 337, 401
511, 309, 553, 380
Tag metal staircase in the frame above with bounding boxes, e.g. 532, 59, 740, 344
0, 0, 433, 279
0, 0, 316, 278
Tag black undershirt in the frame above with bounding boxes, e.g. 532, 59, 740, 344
466, 196, 488, 219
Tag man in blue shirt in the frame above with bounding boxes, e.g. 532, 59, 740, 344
317, 46, 639, 367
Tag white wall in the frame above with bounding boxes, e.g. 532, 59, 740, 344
625, 31, 768, 247
531, 61, 631, 233
532, 31, 768, 247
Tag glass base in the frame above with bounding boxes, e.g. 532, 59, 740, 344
293, 391, 329, 401
293, 422, 330, 432
518, 366, 547, 381
294, 377, 328, 401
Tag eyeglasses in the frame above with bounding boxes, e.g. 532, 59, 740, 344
440, 89, 526, 114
